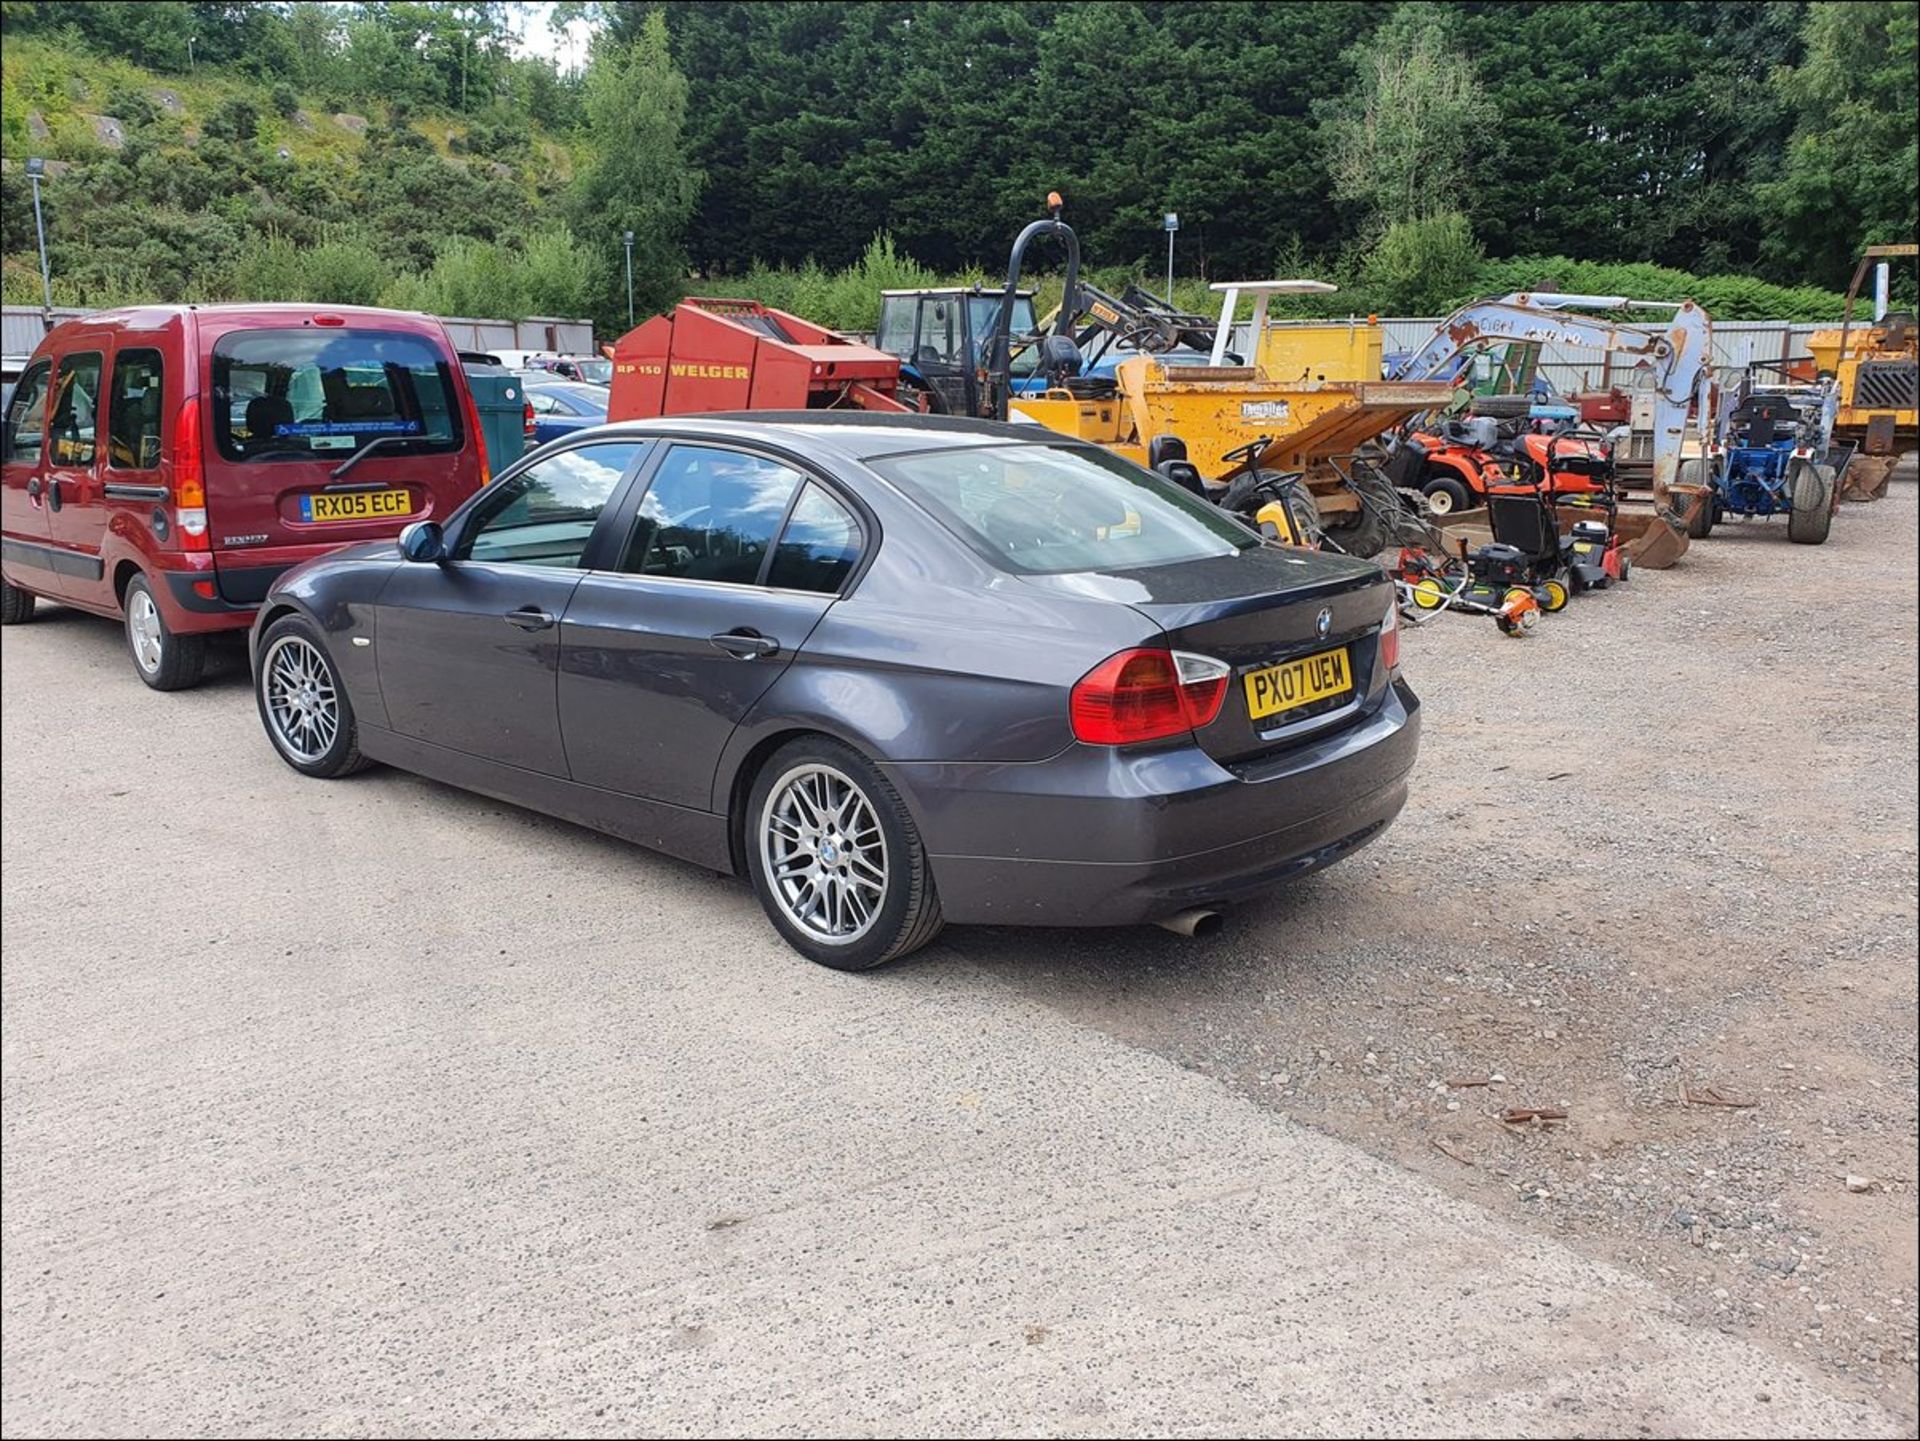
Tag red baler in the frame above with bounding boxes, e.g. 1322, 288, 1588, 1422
608, 298, 915, 420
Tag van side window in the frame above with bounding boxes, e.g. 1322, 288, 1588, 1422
107, 348, 165, 471
4, 360, 50, 465
47, 352, 103, 468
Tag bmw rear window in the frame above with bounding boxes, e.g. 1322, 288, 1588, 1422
211, 329, 460, 463
870, 442, 1257, 575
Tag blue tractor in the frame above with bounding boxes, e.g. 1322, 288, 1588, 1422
1684, 367, 1841, 545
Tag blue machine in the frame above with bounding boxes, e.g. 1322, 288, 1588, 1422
1689, 370, 1841, 545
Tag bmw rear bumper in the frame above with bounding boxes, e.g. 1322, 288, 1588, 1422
887, 677, 1421, 927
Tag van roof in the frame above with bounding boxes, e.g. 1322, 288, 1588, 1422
37, 303, 448, 339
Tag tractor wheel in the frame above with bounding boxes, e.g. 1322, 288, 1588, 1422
1786, 459, 1832, 545
1321, 495, 1389, 559
1423, 476, 1473, 517
1891, 450, 1919, 487
1616, 553, 1633, 584
1678, 458, 1715, 538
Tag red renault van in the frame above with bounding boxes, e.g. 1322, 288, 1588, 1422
1, 305, 489, 688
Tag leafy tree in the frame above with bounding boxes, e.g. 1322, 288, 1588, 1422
1317, 3, 1495, 226
1760, 0, 1919, 287
571, 11, 703, 327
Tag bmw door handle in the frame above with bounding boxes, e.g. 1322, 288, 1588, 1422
504, 607, 555, 631
709, 628, 778, 659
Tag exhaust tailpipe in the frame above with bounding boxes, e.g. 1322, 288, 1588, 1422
1155, 909, 1224, 939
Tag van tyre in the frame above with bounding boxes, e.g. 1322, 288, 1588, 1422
254, 615, 369, 778
1, 577, 35, 625
123, 574, 207, 690
1787, 460, 1832, 545
745, 735, 944, 971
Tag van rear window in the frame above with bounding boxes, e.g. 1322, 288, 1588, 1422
211, 329, 460, 464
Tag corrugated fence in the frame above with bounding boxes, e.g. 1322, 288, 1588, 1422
1248, 317, 1823, 393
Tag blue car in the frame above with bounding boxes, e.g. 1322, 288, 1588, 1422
525, 381, 609, 444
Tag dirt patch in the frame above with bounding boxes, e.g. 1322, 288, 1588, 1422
956, 487, 1920, 1425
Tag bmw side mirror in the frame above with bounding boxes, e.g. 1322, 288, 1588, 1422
398, 520, 445, 563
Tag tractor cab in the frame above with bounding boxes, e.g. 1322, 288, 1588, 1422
875, 287, 1039, 416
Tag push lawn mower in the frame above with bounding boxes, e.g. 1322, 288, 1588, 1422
1392, 546, 1545, 637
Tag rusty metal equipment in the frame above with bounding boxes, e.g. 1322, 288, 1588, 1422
1006, 276, 1457, 556
1394, 293, 1717, 569
607, 298, 915, 420
1806, 243, 1919, 500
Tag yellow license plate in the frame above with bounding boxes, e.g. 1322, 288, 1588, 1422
1243, 647, 1353, 721
301, 489, 413, 524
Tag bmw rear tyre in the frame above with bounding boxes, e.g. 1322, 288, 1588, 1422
746, 736, 944, 971
255, 615, 368, 777
1, 577, 36, 625
124, 574, 207, 690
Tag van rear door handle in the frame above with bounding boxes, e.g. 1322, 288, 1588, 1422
710, 629, 778, 659
504, 607, 555, 631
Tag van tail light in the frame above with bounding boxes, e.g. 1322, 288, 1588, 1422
1070, 648, 1230, 745
171, 394, 208, 550
457, 376, 491, 486
523, 399, 537, 439
1379, 590, 1401, 673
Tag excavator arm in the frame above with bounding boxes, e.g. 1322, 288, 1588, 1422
1403, 293, 1714, 495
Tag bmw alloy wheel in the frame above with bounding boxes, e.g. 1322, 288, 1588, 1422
262, 635, 340, 762
759, 763, 889, 945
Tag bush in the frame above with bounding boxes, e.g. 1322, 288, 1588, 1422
229, 228, 393, 305
202, 97, 261, 142
105, 86, 159, 131
269, 82, 299, 119
1360, 213, 1483, 314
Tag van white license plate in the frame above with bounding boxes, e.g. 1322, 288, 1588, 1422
301, 489, 413, 523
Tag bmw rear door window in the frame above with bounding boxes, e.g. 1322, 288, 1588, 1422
210, 329, 460, 463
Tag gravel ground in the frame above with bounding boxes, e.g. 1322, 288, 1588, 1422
955, 485, 1920, 1428
1, 487, 1912, 1437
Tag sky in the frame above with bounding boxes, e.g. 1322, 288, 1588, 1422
501, 1, 597, 75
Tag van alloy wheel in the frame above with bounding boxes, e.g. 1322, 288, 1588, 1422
128, 588, 164, 674
263, 635, 341, 762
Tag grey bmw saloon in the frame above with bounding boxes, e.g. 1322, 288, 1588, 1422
250, 414, 1420, 969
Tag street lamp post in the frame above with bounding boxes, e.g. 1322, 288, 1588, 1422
26, 157, 53, 315
622, 230, 635, 328
1163, 212, 1180, 304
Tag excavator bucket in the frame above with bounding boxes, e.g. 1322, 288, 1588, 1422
1610, 483, 1702, 569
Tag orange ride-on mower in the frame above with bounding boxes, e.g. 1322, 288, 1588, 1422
1404, 402, 1616, 517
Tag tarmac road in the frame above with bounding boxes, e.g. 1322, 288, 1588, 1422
0, 589, 1906, 1437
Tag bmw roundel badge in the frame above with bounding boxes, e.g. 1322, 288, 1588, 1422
1316, 607, 1333, 638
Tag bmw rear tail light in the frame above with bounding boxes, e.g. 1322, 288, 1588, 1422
1071, 648, 1231, 745
171, 394, 208, 550
1379, 590, 1400, 673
